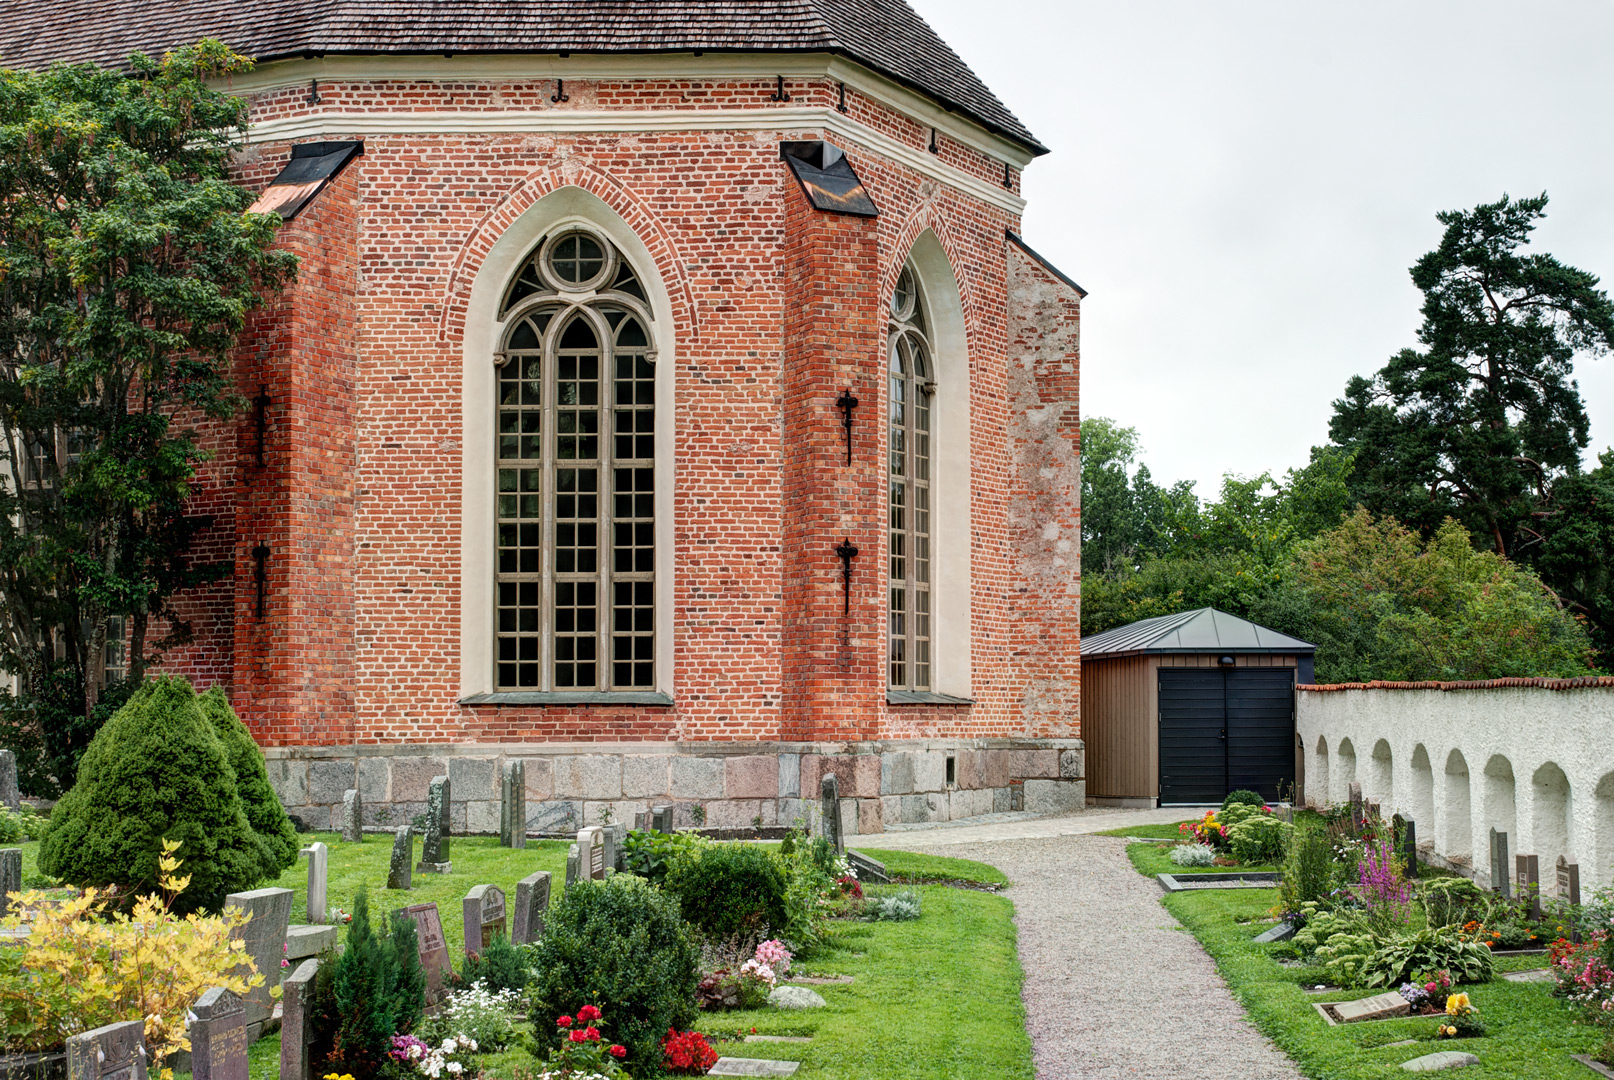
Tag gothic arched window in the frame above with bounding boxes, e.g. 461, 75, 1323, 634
888, 262, 935, 692
495, 227, 655, 691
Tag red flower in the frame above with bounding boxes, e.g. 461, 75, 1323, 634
557, 1015, 573, 1028
609, 1046, 627, 1059
577, 1004, 601, 1022
583, 1027, 601, 1042
568, 1030, 586, 1043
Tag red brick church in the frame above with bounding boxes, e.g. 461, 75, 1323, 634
4, 0, 1085, 834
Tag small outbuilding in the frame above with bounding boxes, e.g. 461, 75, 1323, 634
1081, 608, 1316, 807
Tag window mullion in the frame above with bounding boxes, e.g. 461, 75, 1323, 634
599, 338, 615, 691
540, 330, 557, 693
907, 403, 918, 691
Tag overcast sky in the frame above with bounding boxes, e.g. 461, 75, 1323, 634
915, 0, 1614, 497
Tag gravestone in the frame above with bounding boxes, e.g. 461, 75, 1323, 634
300, 842, 329, 924
576, 826, 606, 880
190, 987, 248, 1080
1489, 829, 1510, 898
512, 871, 551, 945
67, 1020, 148, 1080
1333, 990, 1410, 1023
398, 902, 453, 1004
1401, 818, 1419, 879
418, 775, 452, 872
707, 1060, 800, 1077
462, 884, 507, 956
341, 789, 363, 843
633, 811, 648, 831
1348, 782, 1364, 831
603, 822, 625, 873
0, 847, 20, 916
564, 843, 581, 889
387, 827, 414, 889
284, 924, 339, 962
279, 959, 319, 1080
651, 804, 672, 833
500, 760, 527, 849
1559, 856, 1583, 942
223, 887, 293, 1033
1516, 853, 1542, 921
0, 749, 17, 811
846, 849, 888, 884
820, 773, 844, 854
1254, 920, 1298, 944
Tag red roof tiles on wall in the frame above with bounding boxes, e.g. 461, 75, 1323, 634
1300, 676, 1614, 692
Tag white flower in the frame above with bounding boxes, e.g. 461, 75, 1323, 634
447, 1064, 463, 1075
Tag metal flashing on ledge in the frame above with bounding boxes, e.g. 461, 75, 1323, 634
247, 140, 364, 221
461, 691, 674, 706
1006, 230, 1087, 297
780, 141, 879, 217
887, 690, 974, 706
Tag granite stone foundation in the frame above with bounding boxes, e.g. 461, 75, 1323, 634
265, 739, 1084, 836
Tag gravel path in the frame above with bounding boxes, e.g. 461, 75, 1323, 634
920, 834, 1305, 1080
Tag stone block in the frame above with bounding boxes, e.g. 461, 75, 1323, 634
583, 800, 646, 826
856, 798, 883, 834
1023, 779, 1085, 814
1401, 1052, 1478, 1072
954, 750, 980, 790
801, 755, 857, 800
777, 797, 809, 828
528, 799, 583, 834
391, 757, 449, 803
670, 756, 725, 799
357, 757, 390, 803
992, 787, 1012, 813
898, 793, 932, 824
449, 757, 497, 801
522, 757, 556, 800
706, 798, 772, 829
950, 787, 992, 819
879, 795, 903, 826
708, 1060, 800, 1077
852, 754, 881, 797
880, 752, 915, 795
307, 760, 356, 805
778, 753, 801, 798
725, 756, 778, 799
466, 800, 500, 835
223, 887, 293, 1028
622, 755, 670, 798
1059, 748, 1085, 779
555, 755, 623, 800
448, 802, 468, 834
913, 751, 947, 793
285, 924, 339, 960
266, 760, 308, 808
984, 750, 1011, 789
1009, 749, 1060, 780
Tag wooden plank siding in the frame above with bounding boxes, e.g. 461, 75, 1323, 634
1081, 652, 1297, 802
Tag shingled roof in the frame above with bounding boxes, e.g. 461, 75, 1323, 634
0, 0, 1045, 153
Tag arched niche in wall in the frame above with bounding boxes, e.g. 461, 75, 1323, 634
1311, 736, 1330, 811
1409, 744, 1435, 844
1530, 761, 1572, 872
1442, 749, 1473, 861
1335, 738, 1358, 806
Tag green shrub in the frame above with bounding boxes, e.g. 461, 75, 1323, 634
198, 688, 298, 878
662, 841, 791, 939
309, 889, 425, 1077
1279, 827, 1336, 912
1422, 877, 1487, 927
528, 875, 699, 1070
37, 676, 265, 911
620, 827, 703, 885
867, 888, 922, 921
1218, 802, 1260, 829
0, 811, 20, 845
459, 933, 532, 994
1289, 905, 1364, 957
1314, 930, 1380, 987
1222, 788, 1266, 811
1227, 815, 1293, 864
1359, 926, 1495, 988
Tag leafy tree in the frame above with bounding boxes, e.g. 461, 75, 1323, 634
1329, 193, 1614, 556
0, 41, 296, 792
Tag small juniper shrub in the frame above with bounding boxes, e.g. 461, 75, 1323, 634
1221, 789, 1266, 811
309, 889, 425, 1078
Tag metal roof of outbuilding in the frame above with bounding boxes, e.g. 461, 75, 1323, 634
1081, 607, 1316, 659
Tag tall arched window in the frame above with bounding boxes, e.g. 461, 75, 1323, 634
495, 227, 655, 691
889, 262, 935, 692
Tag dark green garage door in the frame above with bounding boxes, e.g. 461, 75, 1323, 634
1158, 667, 1295, 805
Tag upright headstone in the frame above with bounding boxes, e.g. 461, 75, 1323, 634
190, 987, 249, 1080
1401, 818, 1419, 879
341, 788, 363, 843
512, 871, 552, 945
1516, 853, 1542, 921
1348, 781, 1364, 831
0, 848, 20, 917
67, 1020, 149, 1080
1489, 829, 1511, 898
576, 826, 607, 880
279, 958, 320, 1080
462, 884, 508, 956
564, 843, 581, 889
300, 842, 329, 925
223, 887, 294, 1033
0, 749, 18, 811
387, 827, 414, 890
419, 775, 452, 872
501, 760, 527, 849
398, 902, 453, 1004
603, 822, 625, 873
820, 773, 844, 854
650, 804, 672, 833
1559, 855, 1583, 942
633, 810, 648, 832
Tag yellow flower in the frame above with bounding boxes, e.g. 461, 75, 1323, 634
1445, 993, 1470, 1015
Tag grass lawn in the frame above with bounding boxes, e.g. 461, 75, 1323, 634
1125, 842, 1600, 1079
855, 848, 1009, 888
1095, 820, 1196, 839
1123, 839, 1279, 877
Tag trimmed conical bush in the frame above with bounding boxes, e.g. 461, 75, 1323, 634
38, 675, 265, 911
199, 686, 299, 878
